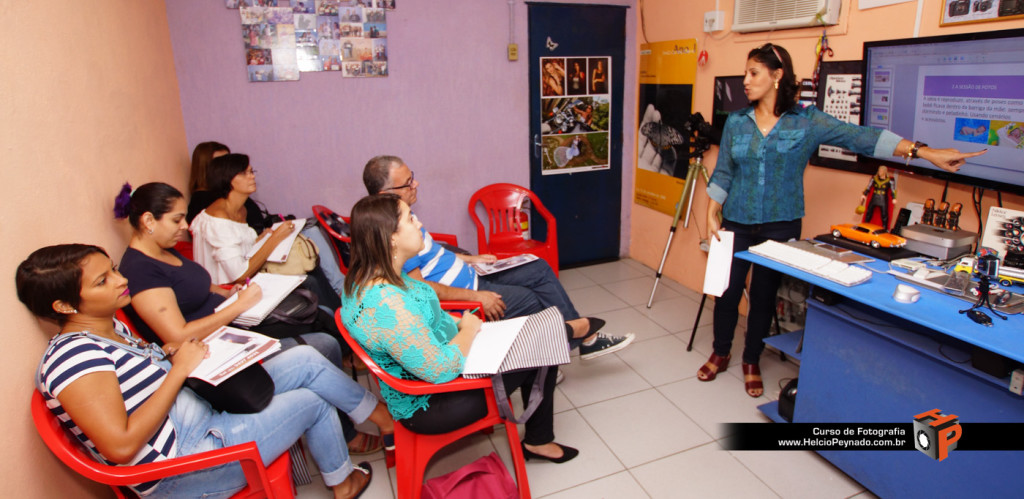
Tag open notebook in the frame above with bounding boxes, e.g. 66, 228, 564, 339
214, 273, 306, 326
245, 218, 306, 263
461, 306, 570, 377
189, 327, 280, 386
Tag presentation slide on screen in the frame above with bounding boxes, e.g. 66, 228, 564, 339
914, 66, 1024, 173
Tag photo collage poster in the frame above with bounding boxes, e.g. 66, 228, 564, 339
229, 0, 392, 82
636, 39, 697, 215
539, 56, 612, 175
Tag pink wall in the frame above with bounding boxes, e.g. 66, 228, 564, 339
0, 1, 187, 496
632, 0, 1024, 295
165, 0, 638, 254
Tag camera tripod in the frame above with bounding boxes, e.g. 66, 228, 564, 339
645, 113, 713, 309
646, 154, 710, 309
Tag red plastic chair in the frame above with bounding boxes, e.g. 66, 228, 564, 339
312, 204, 461, 275
174, 240, 194, 261
334, 307, 531, 499
312, 205, 351, 275
468, 183, 559, 276
31, 390, 294, 498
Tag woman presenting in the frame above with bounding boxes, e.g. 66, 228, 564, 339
701, 43, 985, 398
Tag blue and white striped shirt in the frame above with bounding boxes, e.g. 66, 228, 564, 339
36, 321, 177, 496
403, 226, 479, 290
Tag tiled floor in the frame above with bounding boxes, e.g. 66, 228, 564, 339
296, 259, 878, 498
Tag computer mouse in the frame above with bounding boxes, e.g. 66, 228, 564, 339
893, 284, 921, 303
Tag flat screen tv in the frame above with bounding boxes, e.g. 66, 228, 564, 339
862, 28, 1024, 195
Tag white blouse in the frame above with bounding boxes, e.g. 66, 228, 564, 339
190, 210, 258, 284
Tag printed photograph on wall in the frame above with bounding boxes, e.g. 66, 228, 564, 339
230, 0, 390, 80
240, 6, 299, 81
541, 58, 567, 97
566, 58, 588, 96
635, 39, 697, 215
589, 57, 608, 94
540, 57, 611, 175
940, 0, 1024, 26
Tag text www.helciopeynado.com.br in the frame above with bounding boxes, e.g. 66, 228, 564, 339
722, 423, 915, 451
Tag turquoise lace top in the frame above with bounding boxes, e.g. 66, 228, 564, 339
340, 275, 464, 420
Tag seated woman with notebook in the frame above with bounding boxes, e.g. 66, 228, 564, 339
186, 142, 346, 297
116, 183, 384, 455
18, 243, 391, 499
189, 153, 341, 310
339, 194, 578, 464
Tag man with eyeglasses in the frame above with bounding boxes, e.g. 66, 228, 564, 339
362, 155, 634, 361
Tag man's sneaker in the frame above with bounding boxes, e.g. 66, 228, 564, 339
579, 332, 635, 360
555, 369, 565, 385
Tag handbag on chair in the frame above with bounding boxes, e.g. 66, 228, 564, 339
261, 233, 319, 275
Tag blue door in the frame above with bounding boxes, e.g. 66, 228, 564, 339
529, 3, 626, 268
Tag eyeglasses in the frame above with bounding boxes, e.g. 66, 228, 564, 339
384, 171, 415, 191
241, 168, 257, 176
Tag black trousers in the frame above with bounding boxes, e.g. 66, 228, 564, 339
712, 218, 802, 365
399, 366, 558, 446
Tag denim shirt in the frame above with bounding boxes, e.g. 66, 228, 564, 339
707, 105, 902, 225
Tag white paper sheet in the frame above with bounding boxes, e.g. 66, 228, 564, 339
703, 231, 734, 297
462, 316, 528, 375
245, 218, 305, 263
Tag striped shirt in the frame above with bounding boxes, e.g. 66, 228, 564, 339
36, 321, 177, 496
403, 226, 478, 290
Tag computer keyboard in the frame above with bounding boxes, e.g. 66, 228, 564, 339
749, 240, 873, 286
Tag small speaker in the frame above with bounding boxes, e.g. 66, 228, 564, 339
778, 378, 798, 422
892, 208, 912, 235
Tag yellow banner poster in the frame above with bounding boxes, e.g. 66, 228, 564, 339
636, 39, 697, 215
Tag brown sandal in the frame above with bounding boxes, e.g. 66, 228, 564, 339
742, 363, 763, 398
347, 431, 384, 456
697, 353, 730, 381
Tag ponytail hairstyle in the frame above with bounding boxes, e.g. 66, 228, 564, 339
748, 43, 798, 117
113, 182, 184, 231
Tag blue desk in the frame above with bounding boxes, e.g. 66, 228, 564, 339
738, 250, 1024, 498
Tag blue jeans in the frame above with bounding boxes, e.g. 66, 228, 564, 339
478, 259, 584, 349
712, 218, 802, 365
153, 345, 379, 498
478, 259, 579, 320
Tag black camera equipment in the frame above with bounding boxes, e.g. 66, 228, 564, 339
959, 253, 1008, 320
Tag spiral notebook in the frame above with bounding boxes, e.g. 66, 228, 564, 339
214, 273, 306, 326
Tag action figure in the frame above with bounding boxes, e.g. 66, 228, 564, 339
860, 166, 897, 230
921, 198, 936, 225
947, 202, 963, 230
935, 201, 950, 229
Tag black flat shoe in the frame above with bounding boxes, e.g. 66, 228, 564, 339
582, 317, 606, 341
521, 442, 579, 464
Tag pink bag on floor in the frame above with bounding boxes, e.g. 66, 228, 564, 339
421, 452, 518, 499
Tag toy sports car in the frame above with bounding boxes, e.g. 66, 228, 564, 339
830, 222, 907, 249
